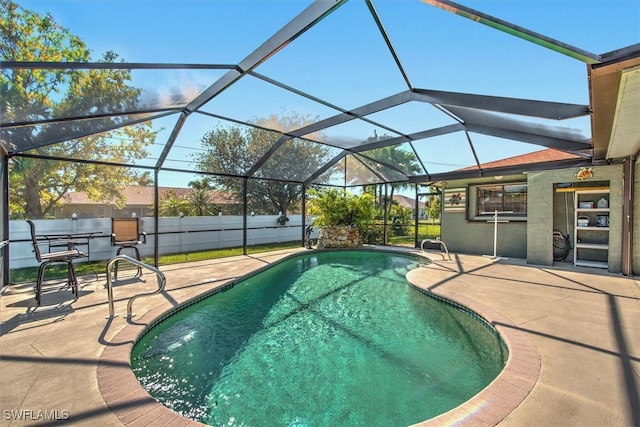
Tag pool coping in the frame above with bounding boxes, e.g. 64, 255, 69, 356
97, 249, 541, 427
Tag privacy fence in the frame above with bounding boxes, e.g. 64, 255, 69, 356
11, 215, 313, 269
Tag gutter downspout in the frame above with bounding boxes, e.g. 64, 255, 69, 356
621, 156, 635, 276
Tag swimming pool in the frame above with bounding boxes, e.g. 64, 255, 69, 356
131, 250, 507, 426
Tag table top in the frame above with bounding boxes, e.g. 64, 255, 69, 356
38, 231, 103, 240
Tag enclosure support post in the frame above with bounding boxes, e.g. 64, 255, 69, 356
1, 151, 8, 289
414, 184, 419, 248
242, 178, 248, 256
383, 184, 388, 245
153, 170, 160, 268
301, 184, 307, 247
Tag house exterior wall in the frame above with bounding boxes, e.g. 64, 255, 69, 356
527, 164, 623, 272
53, 204, 134, 219
441, 209, 527, 258
440, 176, 528, 259
439, 163, 634, 274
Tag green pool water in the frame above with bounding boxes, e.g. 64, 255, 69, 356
131, 250, 507, 426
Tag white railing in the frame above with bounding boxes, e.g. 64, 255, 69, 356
11, 215, 317, 269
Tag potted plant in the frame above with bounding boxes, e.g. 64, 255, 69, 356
307, 188, 376, 249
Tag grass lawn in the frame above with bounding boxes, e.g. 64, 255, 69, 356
389, 223, 441, 245
417, 222, 441, 239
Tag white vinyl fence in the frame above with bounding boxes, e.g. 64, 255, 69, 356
11, 215, 316, 269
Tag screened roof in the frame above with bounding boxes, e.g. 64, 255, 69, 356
2, 0, 639, 187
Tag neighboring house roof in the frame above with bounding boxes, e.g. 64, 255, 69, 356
64, 186, 237, 205
393, 194, 425, 209
459, 148, 582, 171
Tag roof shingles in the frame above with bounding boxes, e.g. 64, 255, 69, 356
459, 148, 582, 171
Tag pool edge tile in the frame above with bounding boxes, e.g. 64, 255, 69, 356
406, 265, 542, 427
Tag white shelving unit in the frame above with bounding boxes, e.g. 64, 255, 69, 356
573, 188, 610, 269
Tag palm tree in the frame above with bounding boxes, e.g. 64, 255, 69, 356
187, 178, 212, 216
362, 145, 422, 221
158, 190, 190, 217
187, 188, 211, 216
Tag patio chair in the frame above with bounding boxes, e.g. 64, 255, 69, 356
111, 217, 147, 279
27, 219, 88, 306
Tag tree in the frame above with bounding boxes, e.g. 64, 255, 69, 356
158, 190, 190, 217
186, 178, 212, 216
1, 1, 155, 218
425, 187, 442, 221
346, 132, 422, 223
358, 142, 422, 222
186, 188, 211, 216
193, 112, 332, 216
389, 202, 414, 236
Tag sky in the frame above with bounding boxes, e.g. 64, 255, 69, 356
17, 1, 639, 64
12, 0, 640, 190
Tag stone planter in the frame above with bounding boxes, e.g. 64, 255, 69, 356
316, 225, 362, 249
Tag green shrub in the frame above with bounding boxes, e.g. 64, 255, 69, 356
361, 224, 384, 244
389, 203, 414, 237
307, 188, 376, 236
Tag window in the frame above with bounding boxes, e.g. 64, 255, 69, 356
476, 184, 527, 217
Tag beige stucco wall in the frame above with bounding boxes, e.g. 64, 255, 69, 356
527, 164, 623, 273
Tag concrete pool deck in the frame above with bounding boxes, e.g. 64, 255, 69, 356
1, 247, 638, 426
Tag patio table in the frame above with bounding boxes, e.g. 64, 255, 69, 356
38, 231, 103, 261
